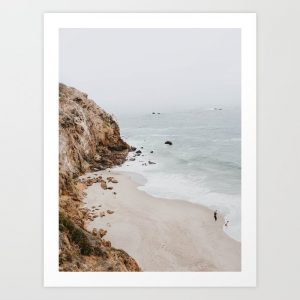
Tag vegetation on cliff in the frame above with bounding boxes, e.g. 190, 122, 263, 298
58, 83, 140, 272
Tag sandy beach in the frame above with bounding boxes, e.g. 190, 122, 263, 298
80, 170, 241, 272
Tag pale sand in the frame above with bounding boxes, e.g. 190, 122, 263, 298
81, 170, 241, 272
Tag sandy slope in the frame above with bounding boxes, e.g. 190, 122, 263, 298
81, 170, 241, 272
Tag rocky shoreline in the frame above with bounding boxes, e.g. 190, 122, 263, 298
58, 83, 241, 272
82, 169, 241, 271
59, 83, 140, 272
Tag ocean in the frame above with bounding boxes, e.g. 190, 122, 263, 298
114, 108, 241, 241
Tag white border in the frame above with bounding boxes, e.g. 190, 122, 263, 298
44, 13, 256, 287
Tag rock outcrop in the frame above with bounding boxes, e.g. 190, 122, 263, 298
58, 83, 140, 272
59, 83, 128, 198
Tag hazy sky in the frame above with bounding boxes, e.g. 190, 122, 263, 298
60, 28, 240, 115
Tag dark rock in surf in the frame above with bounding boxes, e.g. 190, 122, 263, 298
165, 141, 173, 145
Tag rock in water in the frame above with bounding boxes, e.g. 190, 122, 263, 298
148, 161, 156, 165
165, 141, 173, 145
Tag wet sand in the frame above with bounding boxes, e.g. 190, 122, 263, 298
81, 170, 241, 271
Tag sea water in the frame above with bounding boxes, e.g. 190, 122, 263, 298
114, 108, 241, 241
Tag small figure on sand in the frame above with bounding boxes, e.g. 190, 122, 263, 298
214, 210, 218, 221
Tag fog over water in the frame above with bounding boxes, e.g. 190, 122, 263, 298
60, 28, 241, 240
60, 28, 240, 116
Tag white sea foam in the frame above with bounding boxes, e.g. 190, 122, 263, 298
114, 108, 241, 241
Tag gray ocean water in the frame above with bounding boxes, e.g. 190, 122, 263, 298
114, 108, 241, 241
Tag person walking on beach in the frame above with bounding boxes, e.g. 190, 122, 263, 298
214, 210, 217, 221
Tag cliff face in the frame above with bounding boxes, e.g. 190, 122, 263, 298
59, 83, 128, 198
58, 83, 140, 272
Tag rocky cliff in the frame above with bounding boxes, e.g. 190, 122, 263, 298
58, 83, 140, 271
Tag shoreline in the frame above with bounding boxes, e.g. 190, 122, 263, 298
116, 169, 238, 241
80, 169, 241, 272
114, 151, 241, 242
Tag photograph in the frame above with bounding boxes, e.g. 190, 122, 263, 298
58, 28, 241, 272
44, 13, 256, 286
3, 0, 300, 298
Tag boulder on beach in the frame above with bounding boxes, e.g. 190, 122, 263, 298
148, 161, 156, 165
100, 180, 107, 190
107, 176, 118, 184
136, 150, 142, 154
99, 228, 107, 238
100, 211, 106, 217
107, 210, 114, 214
129, 146, 137, 152
107, 186, 113, 190
165, 141, 173, 145
150, 150, 154, 153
